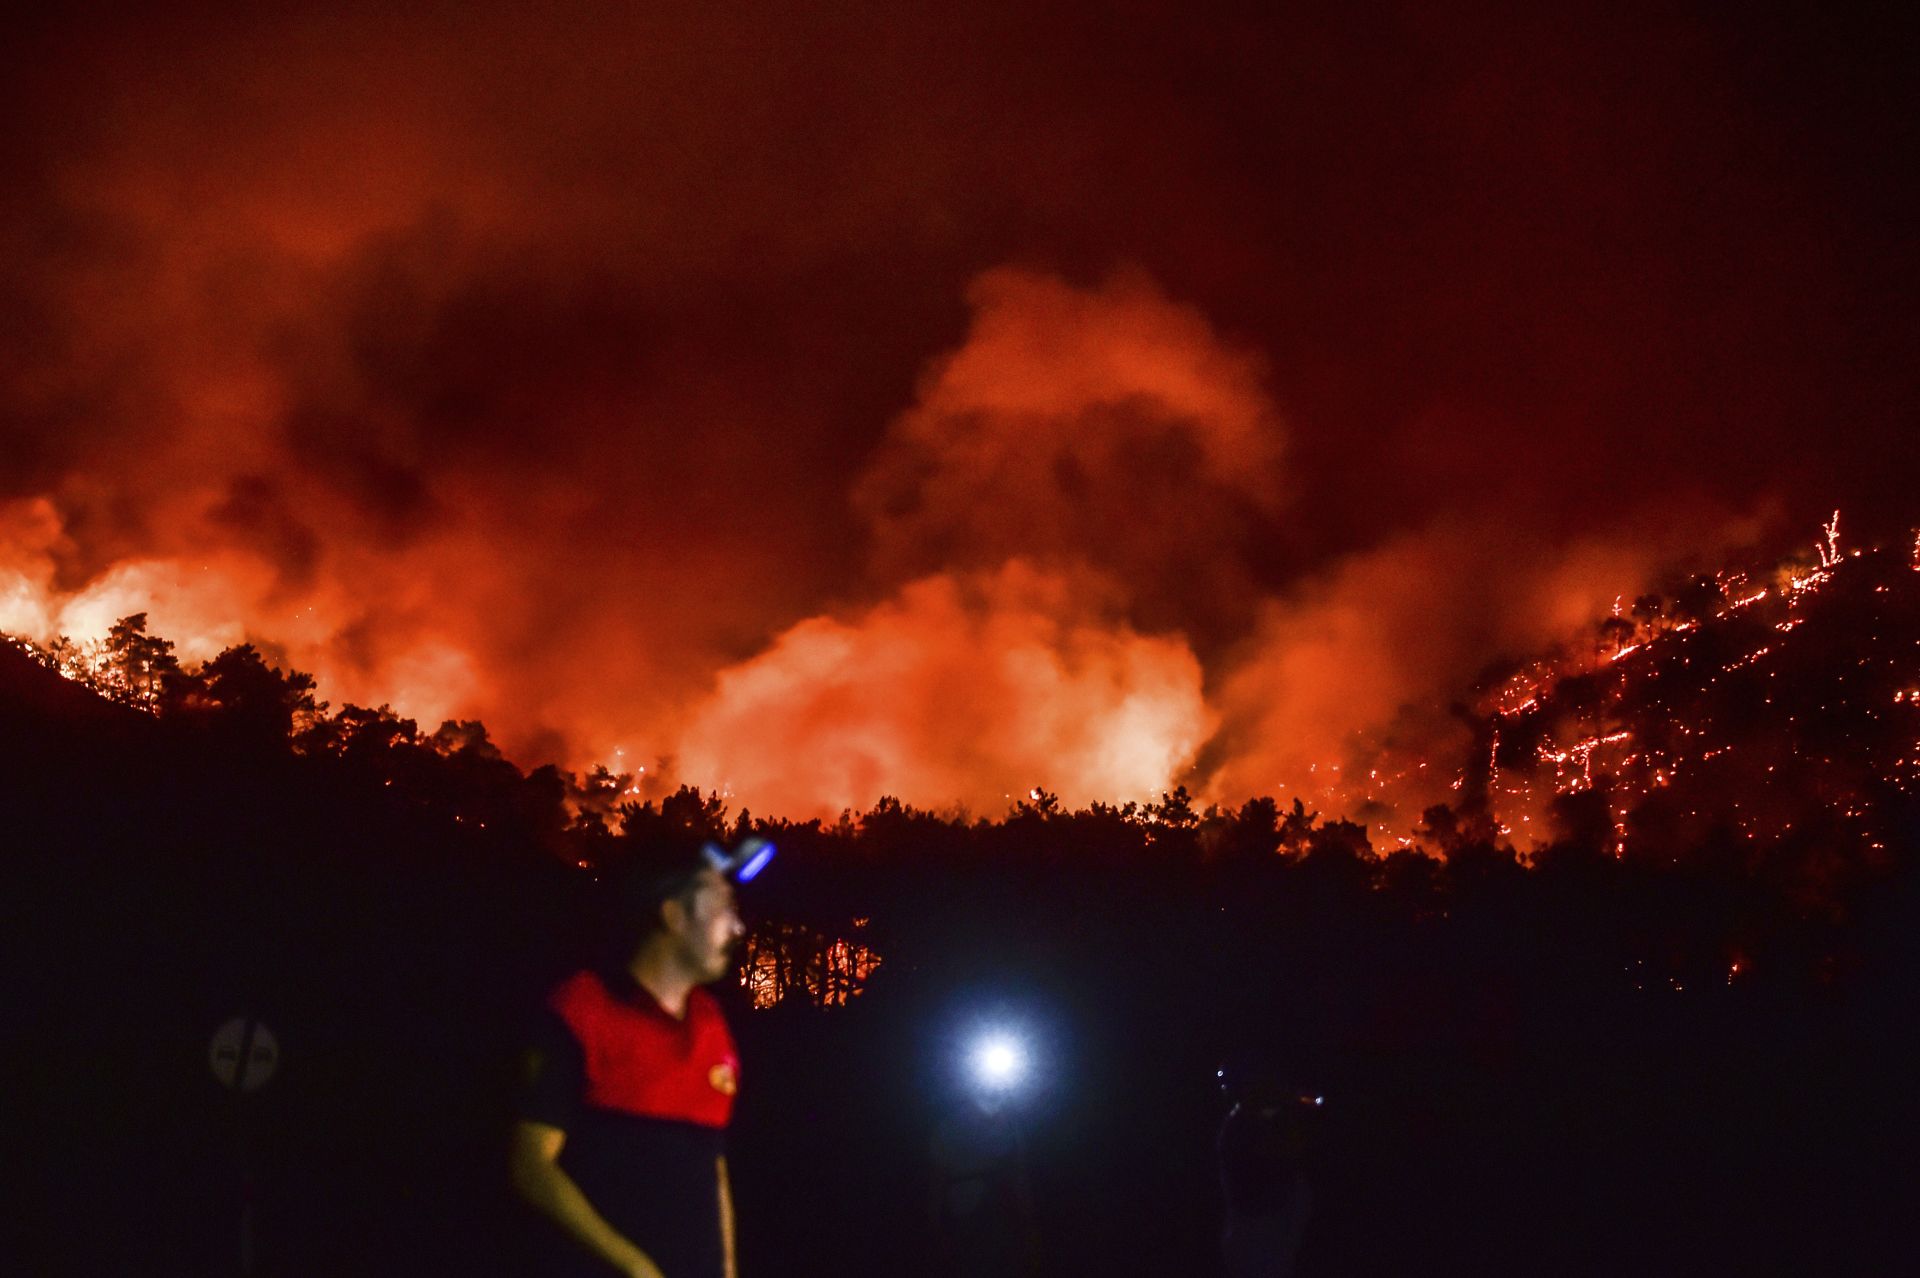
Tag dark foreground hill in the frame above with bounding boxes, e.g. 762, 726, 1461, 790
4, 643, 578, 1274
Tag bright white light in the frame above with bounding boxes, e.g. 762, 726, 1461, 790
970, 1033, 1027, 1090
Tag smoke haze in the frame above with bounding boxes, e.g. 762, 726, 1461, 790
2, 2, 1913, 825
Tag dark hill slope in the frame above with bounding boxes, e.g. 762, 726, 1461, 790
1, 649, 575, 1275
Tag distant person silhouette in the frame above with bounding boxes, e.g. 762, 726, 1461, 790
930, 1085, 1037, 1276
1217, 1056, 1319, 1278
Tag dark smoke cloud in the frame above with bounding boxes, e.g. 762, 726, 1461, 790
1, 3, 1913, 818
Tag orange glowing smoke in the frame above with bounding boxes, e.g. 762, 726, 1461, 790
671, 268, 1267, 817
2, 246, 1767, 836
4, 2, 1913, 846
676, 561, 1212, 817
856, 267, 1283, 592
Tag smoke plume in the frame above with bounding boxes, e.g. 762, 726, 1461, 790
677, 562, 1211, 818
2, 4, 1911, 827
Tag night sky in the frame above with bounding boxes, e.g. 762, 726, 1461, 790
2, 1, 1914, 819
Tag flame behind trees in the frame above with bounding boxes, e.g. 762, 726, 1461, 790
9, 515, 1918, 889
6, 514, 1918, 1014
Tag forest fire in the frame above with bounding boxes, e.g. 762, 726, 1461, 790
5, 7, 1915, 1273
0, 0, 1908, 843
8, 511, 1915, 871
1228, 514, 1920, 865
743, 923, 884, 1010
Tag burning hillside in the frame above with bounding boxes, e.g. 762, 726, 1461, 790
1268, 514, 1919, 890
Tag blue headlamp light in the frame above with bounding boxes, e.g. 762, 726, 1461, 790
702, 836, 776, 883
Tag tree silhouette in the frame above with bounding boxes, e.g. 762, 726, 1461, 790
171, 642, 320, 744
102, 613, 179, 709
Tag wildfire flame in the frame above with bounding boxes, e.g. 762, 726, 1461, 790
6, 490, 1907, 869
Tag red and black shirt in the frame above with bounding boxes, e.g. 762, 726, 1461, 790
520, 968, 739, 1277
